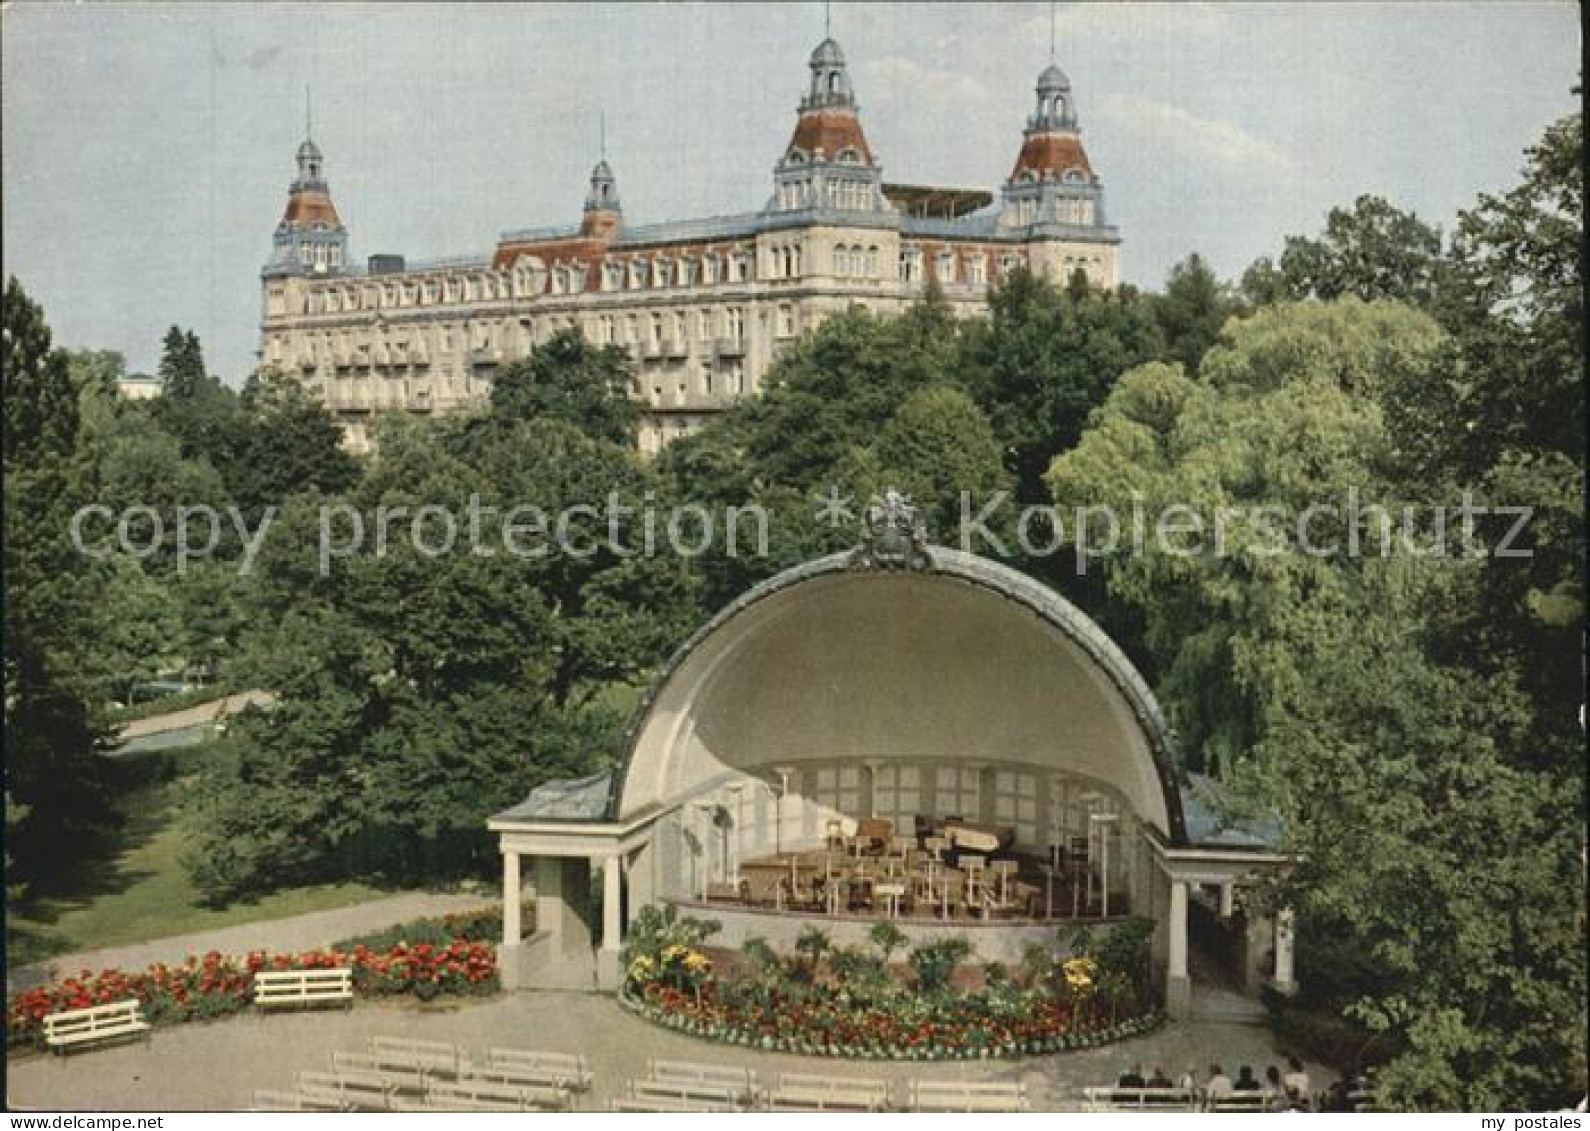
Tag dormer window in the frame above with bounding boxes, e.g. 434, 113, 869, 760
786, 148, 807, 165
837, 147, 861, 164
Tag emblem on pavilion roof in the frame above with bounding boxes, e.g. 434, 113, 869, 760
849, 488, 933, 572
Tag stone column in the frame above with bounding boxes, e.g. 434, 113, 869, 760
500, 850, 523, 990
1166, 879, 1192, 1019
597, 854, 624, 991
1273, 906, 1299, 995
502, 851, 522, 946
1219, 881, 1236, 919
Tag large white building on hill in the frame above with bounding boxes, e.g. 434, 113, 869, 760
258, 37, 1121, 453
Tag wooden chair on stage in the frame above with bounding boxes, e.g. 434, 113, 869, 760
855, 817, 893, 856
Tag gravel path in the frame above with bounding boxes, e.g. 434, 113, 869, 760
5, 988, 1330, 1112
117, 691, 273, 741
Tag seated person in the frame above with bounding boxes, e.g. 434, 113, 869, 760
1147, 1067, 1173, 1089
1282, 1057, 1312, 1107
1205, 1065, 1233, 1101
1116, 1064, 1147, 1089
1232, 1065, 1262, 1092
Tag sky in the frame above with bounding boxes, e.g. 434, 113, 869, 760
2, 1, 1580, 380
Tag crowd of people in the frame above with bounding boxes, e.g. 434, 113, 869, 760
1112, 1056, 1372, 1112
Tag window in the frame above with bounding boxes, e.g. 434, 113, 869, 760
678, 258, 695, 287
936, 252, 957, 284
900, 248, 921, 283
702, 255, 719, 285
968, 254, 987, 287
994, 770, 1040, 846
935, 766, 979, 819
603, 262, 623, 291
598, 315, 615, 344
835, 245, 852, 278
811, 765, 863, 829
865, 245, 878, 278
628, 260, 646, 289
725, 307, 744, 339
701, 362, 714, 397
655, 258, 673, 288
873, 765, 921, 830
777, 304, 794, 338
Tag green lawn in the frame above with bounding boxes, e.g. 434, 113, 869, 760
8, 744, 386, 967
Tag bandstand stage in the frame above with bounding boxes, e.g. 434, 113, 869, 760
488, 497, 1296, 1016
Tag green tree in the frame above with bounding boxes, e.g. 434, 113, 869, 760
1152, 253, 1237, 373
3, 277, 80, 468
1, 280, 115, 888
152, 325, 241, 466
869, 384, 1012, 546
488, 327, 641, 446
1242, 195, 1448, 307
957, 267, 1163, 502
224, 368, 359, 515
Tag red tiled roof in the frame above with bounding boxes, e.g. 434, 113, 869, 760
786, 110, 874, 164
1009, 132, 1095, 183
281, 190, 342, 229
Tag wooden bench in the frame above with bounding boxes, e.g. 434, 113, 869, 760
1082, 1086, 1199, 1111
331, 1050, 429, 1091
626, 1079, 742, 1111
424, 1078, 572, 1112
42, 1000, 150, 1054
767, 1072, 890, 1112
471, 1046, 591, 1092
1210, 1090, 1285, 1113
297, 1069, 392, 1111
613, 1096, 732, 1112
252, 968, 353, 1011
367, 1035, 464, 1078
646, 1058, 757, 1105
250, 1089, 339, 1112
909, 1078, 1028, 1112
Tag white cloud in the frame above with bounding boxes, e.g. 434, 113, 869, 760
1097, 93, 1295, 179
858, 55, 992, 107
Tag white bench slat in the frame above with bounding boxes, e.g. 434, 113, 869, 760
331, 1050, 429, 1091
613, 1095, 738, 1113
367, 1035, 463, 1077
630, 1079, 743, 1108
648, 1058, 756, 1096
426, 1079, 570, 1112
775, 1071, 890, 1102
1083, 1085, 1199, 1111
482, 1046, 591, 1090
253, 968, 353, 1010
42, 1000, 149, 1053
910, 1079, 1028, 1112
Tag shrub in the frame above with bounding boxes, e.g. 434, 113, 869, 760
908, 936, 972, 994
868, 920, 908, 963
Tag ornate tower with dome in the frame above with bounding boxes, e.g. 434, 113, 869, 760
264, 131, 349, 279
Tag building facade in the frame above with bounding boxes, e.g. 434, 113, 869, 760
259, 39, 1120, 453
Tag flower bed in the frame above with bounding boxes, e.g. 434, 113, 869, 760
7, 937, 498, 1050
619, 980, 1163, 1060
618, 907, 1163, 1062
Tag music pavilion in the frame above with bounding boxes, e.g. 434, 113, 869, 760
489, 494, 1296, 1017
